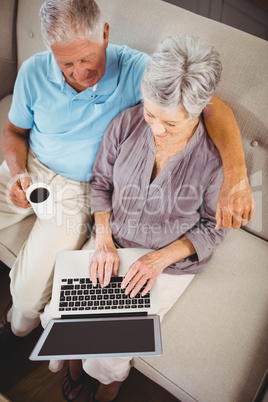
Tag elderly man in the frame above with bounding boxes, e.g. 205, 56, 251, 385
0, 0, 254, 347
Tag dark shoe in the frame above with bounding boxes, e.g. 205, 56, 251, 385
0, 301, 12, 341
62, 367, 85, 401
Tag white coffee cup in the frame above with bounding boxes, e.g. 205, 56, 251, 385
26, 182, 55, 220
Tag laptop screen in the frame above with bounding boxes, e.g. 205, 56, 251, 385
30, 316, 162, 360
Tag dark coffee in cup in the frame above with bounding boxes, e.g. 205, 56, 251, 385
29, 187, 50, 203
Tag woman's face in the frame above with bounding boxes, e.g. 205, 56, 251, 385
143, 102, 198, 144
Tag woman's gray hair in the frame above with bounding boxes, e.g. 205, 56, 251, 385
39, 0, 104, 48
141, 35, 222, 120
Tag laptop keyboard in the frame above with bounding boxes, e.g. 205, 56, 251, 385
59, 277, 151, 312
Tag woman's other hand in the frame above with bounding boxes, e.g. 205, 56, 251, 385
215, 174, 255, 229
89, 240, 120, 288
121, 251, 166, 298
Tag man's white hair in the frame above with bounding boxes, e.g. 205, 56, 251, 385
141, 35, 222, 120
39, 0, 104, 48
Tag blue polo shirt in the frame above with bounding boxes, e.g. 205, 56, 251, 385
8, 44, 149, 181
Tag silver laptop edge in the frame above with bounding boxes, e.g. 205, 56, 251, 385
29, 315, 162, 360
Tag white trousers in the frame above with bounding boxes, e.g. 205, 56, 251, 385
41, 237, 195, 384
0, 149, 92, 336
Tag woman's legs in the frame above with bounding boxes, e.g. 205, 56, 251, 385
82, 272, 195, 394
93, 381, 123, 402
62, 360, 84, 400
40, 242, 195, 400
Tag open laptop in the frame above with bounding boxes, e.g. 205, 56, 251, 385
30, 248, 162, 361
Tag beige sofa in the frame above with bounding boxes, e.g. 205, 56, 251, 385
1, 0, 268, 401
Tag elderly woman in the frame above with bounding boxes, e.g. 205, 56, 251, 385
42, 35, 229, 401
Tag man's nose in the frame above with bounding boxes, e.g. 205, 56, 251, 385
73, 64, 87, 81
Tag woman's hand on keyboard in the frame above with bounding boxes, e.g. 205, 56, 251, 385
121, 250, 166, 298
89, 240, 120, 288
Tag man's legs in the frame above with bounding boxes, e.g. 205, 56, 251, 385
6, 150, 92, 336
9, 212, 91, 336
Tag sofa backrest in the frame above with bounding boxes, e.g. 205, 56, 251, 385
0, 0, 18, 99
16, 0, 268, 241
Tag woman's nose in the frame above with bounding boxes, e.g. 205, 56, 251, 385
151, 120, 166, 135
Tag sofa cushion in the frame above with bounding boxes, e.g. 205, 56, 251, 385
134, 229, 268, 401
0, 215, 36, 268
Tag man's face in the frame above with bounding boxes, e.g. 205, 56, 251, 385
51, 24, 109, 92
